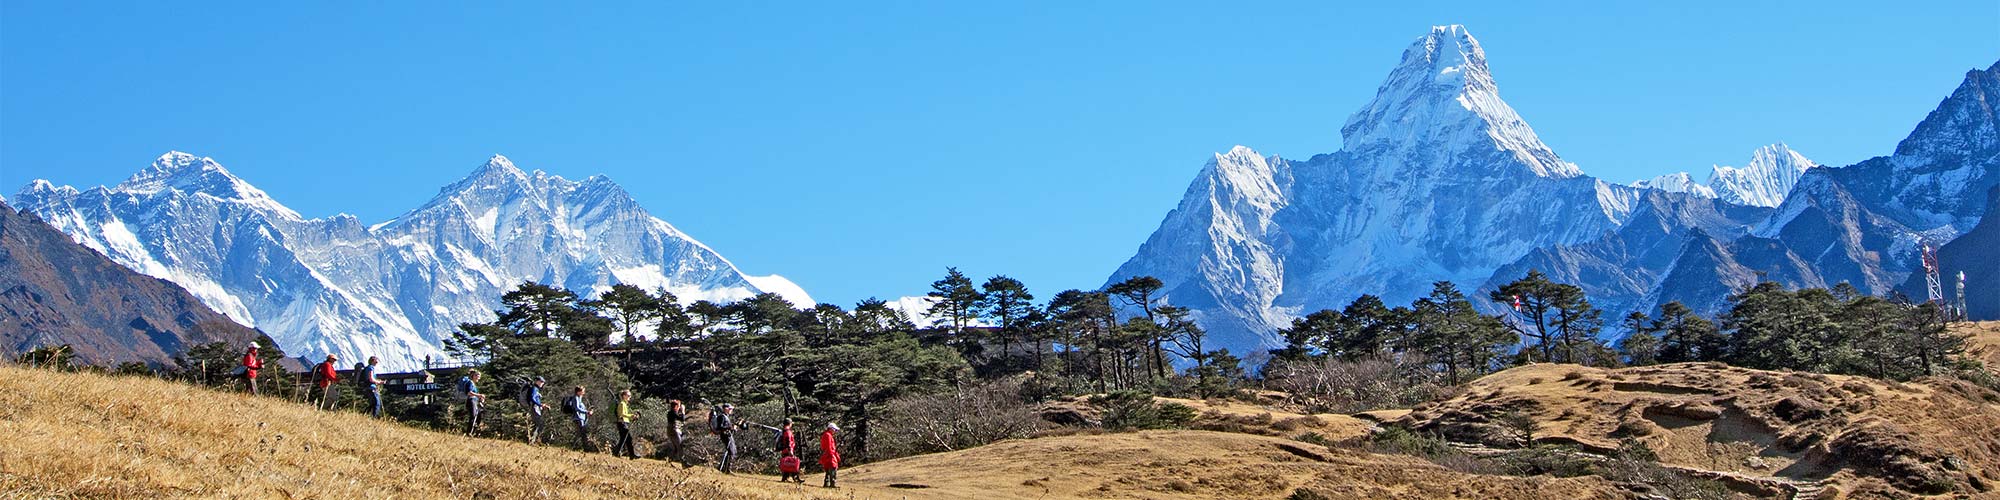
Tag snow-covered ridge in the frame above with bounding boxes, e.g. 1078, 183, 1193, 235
14, 152, 808, 370
1340, 25, 1582, 179
1627, 143, 1819, 208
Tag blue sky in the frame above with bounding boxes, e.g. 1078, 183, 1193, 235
3, 2, 1995, 307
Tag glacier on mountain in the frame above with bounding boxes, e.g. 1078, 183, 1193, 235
14, 152, 806, 370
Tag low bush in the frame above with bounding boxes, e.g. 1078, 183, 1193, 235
1090, 390, 1196, 431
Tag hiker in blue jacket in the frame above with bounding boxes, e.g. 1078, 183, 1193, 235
358, 356, 384, 418
458, 370, 486, 436
525, 377, 551, 444
565, 386, 592, 449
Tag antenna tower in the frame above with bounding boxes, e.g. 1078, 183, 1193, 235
1922, 242, 1945, 308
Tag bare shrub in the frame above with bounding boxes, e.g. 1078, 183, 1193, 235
873, 378, 1049, 459
1263, 355, 1451, 414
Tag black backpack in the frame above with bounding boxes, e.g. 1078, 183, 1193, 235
709, 407, 729, 433
563, 395, 580, 414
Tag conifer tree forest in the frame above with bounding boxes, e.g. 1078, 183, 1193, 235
25, 266, 1991, 470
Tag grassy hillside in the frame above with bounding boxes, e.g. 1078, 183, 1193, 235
846, 429, 1627, 500
1400, 361, 2000, 498
0, 365, 859, 499
0, 364, 1646, 500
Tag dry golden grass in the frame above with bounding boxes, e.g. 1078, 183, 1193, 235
0, 364, 1638, 500
1155, 396, 1375, 440
1961, 321, 2000, 369
845, 429, 1625, 500
1400, 362, 2000, 498
0, 365, 876, 499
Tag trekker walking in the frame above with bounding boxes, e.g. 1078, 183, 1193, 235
310, 354, 340, 410
358, 356, 383, 418
753, 419, 802, 483
665, 400, 687, 463
750, 419, 797, 457
819, 423, 841, 488
525, 377, 550, 444
458, 370, 486, 436
240, 345, 263, 395
612, 389, 640, 459
565, 386, 592, 449
710, 403, 745, 474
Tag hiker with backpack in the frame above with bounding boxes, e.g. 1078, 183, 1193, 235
309, 354, 340, 410
710, 403, 745, 474
752, 419, 802, 483
523, 377, 550, 444
665, 400, 688, 463
358, 356, 383, 418
240, 345, 263, 395
612, 389, 640, 459
565, 386, 591, 449
457, 370, 487, 436
749, 419, 797, 457
819, 422, 841, 488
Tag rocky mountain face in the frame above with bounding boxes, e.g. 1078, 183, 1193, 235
0, 200, 264, 367
1630, 61, 1998, 318
1113, 25, 2000, 354
1901, 185, 2000, 319
1111, 25, 1635, 347
13, 154, 811, 370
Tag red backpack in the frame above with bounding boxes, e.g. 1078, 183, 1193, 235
778, 456, 802, 474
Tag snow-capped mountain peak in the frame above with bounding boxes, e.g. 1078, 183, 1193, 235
1626, 143, 1818, 208
1706, 143, 1818, 207
1631, 171, 1718, 198
113, 151, 301, 219
17, 152, 810, 370
1339, 25, 1580, 179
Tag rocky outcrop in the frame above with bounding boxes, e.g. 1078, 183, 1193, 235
0, 201, 263, 367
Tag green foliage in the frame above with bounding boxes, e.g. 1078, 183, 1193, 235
16, 344, 78, 371
1089, 390, 1196, 431
1278, 295, 1395, 362
926, 267, 984, 353
1492, 270, 1610, 364
1724, 281, 1971, 379
1410, 282, 1516, 384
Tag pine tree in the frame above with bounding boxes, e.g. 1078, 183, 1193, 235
1412, 282, 1512, 385
498, 281, 581, 338
978, 275, 1035, 369
1651, 301, 1724, 363
597, 284, 662, 345
926, 268, 985, 354
1618, 311, 1662, 366
1107, 276, 1168, 380
650, 289, 697, 343
1048, 289, 1116, 392
1159, 305, 1222, 394
1492, 271, 1562, 362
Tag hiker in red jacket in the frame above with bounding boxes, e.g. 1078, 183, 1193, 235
310, 354, 340, 410
241, 345, 264, 395
818, 422, 841, 489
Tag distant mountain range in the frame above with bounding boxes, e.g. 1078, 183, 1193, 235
1110, 25, 1998, 355
1, 200, 264, 367
1631, 143, 1820, 208
7, 25, 1991, 368
13, 154, 811, 370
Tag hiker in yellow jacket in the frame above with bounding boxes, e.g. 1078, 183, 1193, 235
612, 389, 640, 459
